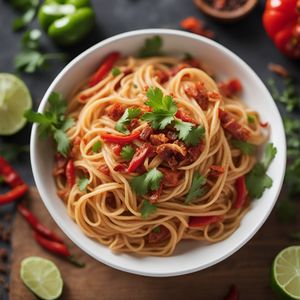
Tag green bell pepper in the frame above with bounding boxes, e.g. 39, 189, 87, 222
38, 0, 95, 46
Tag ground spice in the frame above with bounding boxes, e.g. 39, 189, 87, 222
204, 0, 247, 11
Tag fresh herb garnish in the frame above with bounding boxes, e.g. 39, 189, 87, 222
92, 141, 102, 153
231, 139, 255, 155
140, 200, 157, 219
112, 67, 121, 76
130, 168, 163, 196
246, 143, 277, 199
183, 125, 205, 146
138, 35, 163, 58
247, 114, 255, 124
185, 172, 207, 204
174, 120, 193, 140
152, 226, 161, 233
121, 145, 135, 161
24, 92, 74, 157
115, 108, 141, 134
78, 177, 89, 192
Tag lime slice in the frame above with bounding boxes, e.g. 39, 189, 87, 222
0, 73, 32, 135
271, 246, 300, 300
20, 256, 63, 300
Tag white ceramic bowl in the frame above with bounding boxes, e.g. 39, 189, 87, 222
30, 29, 286, 277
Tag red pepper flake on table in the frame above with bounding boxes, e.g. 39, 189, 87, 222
180, 16, 215, 39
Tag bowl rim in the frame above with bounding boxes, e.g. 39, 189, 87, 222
30, 28, 286, 277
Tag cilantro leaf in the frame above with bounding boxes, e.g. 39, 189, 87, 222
183, 125, 205, 146
115, 108, 141, 134
140, 200, 157, 219
21, 29, 41, 50
78, 177, 89, 192
231, 139, 255, 155
92, 141, 102, 153
130, 168, 163, 196
185, 172, 207, 204
138, 36, 163, 58
121, 145, 135, 161
261, 143, 277, 169
15, 50, 46, 73
112, 67, 121, 76
53, 129, 70, 157
174, 120, 193, 140
247, 114, 255, 124
152, 226, 161, 233
13, 7, 36, 31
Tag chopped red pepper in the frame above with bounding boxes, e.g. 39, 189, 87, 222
18, 204, 63, 243
101, 131, 140, 145
66, 159, 75, 188
0, 156, 24, 187
209, 165, 225, 178
88, 52, 120, 87
175, 109, 198, 124
234, 176, 248, 208
180, 17, 215, 39
148, 226, 170, 244
260, 121, 269, 128
111, 144, 122, 156
189, 215, 223, 227
0, 184, 28, 205
218, 79, 242, 97
223, 285, 239, 300
127, 144, 151, 173
113, 163, 127, 172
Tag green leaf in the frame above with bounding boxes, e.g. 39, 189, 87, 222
121, 145, 135, 161
92, 141, 102, 153
142, 112, 174, 130
21, 29, 41, 50
115, 108, 141, 134
174, 120, 193, 140
12, 8, 36, 31
231, 139, 255, 155
112, 67, 121, 76
61, 117, 75, 132
53, 129, 70, 157
130, 168, 163, 196
15, 50, 46, 73
138, 36, 163, 58
183, 125, 205, 146
78, 177, 89, 192
141, 200, 157, 219
152, 226, 161, 233
261, 143, 277, 169
247, 114, 255, 124
185, 172, 207, 204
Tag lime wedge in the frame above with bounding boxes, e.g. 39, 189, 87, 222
0, 73, 32, 135
20, 256, 63, 300
271, 246, 300, 300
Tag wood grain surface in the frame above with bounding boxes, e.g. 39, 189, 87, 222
9, 188, 299, 300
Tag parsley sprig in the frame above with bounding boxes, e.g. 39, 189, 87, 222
24, 92, 74, 157
231, 139, 255, 155
185, 172, 207, 204
121, 145, 135, 161
140, 200, 157, 219
78, 177, 89, 192
138, 36, 163, 58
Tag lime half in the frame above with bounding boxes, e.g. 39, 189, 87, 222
271, 246, 300, 300
0, 73, 32, 135
20, 256, 63, 300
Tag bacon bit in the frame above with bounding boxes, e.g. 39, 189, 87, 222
123, 68, 133, 76
111, 144, 122, 156
106, 103, 125, 121
207, 91, 221, 102
159, 167, 183, 187
148, 226, 170, 244
98, 164, 110, 176
185, 82, 209, 110
218, 79, 243, 97
128, 118, 140, 131
140, 125, 153, 141
150, 133, 169, 146
219, 109, 250, 141
209, 165, 225, 178
175, 109, 198, 124
149, 183, 163, 203
52, 153, 68, 176
113, 163, 127, 172
260, 121, 269, 128
180, 17, 215, 39
268, 63, 290, 78
187, 143, 204, 162
164, 129, 178, 142
57, 188, 69, 201
155, 70, 169, 84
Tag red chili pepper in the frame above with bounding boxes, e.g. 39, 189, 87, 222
111, 144, 122, 156
234, 176, 248, 208
0, 184, 28, 205
18, 204, 63, 243
88, 52, 121, 87
0, 156, 24, 187
218, 79, 242, 97
66, 159, 75, 188
34, 232, 85, 268
223, 285, 239, 300
101, 131, 140, 145
260, 121, 269, 128
189, 215, 223, 227
127, 144, 151, 173
175, 109, 198, 124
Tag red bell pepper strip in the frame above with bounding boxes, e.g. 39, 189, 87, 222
0, 156, 24, 187
18, 204, 63, 243
223, 285, 239, 300
189, 215, 223, 227
88, 52, 121, 87
0, 184, 28, 205
127, 144, 151, 173
101, 131, 140, 145
66, 159, 75, 188
34, 232, 85, 268
234, 176, 248, 209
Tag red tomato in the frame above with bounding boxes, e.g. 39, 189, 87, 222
263, 0, 300, 59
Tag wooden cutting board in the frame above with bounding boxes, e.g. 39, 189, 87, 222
9, 187, 299, 300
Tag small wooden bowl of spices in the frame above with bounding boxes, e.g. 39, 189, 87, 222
194, 0, 257, 22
